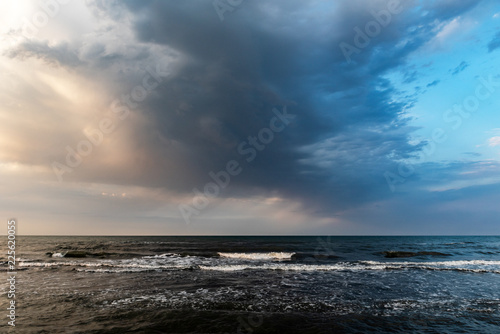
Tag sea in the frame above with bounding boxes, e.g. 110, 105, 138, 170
1, 236, 500, 333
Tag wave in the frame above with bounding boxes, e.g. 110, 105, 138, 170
360, 260, 500, 267
143, 253, 182, 258
217, 252, 295, 261
16, 256, 500, 274
18, 261, 194, 273
201, 260, 500, 273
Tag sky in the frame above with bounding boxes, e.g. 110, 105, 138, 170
1, 0, 500, 235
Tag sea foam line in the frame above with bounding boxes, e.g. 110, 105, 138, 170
217, 252, 295, 260
200, 260, 500, 273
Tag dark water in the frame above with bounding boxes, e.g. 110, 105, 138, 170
1, 236, 500, 333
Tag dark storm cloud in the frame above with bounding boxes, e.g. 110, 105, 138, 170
5, 0, 485, 217
101, 0, 483, 215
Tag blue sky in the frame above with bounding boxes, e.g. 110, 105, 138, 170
387, 1, 500, 164
0, 0, 499, 235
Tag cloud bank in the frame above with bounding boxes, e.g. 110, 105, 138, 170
1, 0, 499, 234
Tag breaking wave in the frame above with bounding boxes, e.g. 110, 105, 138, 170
16, 256, 500, 274
217, 252, 295, 261
200, 260, 500, 273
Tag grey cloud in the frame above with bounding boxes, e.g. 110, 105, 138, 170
5, 40, 83, 67
81, 0, 484, 217
8, 0, 486, 219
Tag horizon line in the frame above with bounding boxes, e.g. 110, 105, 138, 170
5, 234, 500, 237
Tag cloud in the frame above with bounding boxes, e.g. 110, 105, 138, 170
1, 0, 491, 226
403, 70, 418, 84
5, 40, 83, 67
434, 17, 461, 41
450, 61, 469, 75
107, 0, 440, 212
487, 32, 500, 52
489, 136, 500, 147
426, 80, 440, 87
463, 152, 481, 157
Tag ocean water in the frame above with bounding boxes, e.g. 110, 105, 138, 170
1, 236, 500, 333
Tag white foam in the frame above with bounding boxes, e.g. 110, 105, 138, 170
52, 253, 64, 258
359, 260, 500, 267
200, 260, 500, 273
18, 254, 203, 272
200, 263, 350, 271
17, 256, 500, 274
218, 252, 295, 261
143, 253, 181, 258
